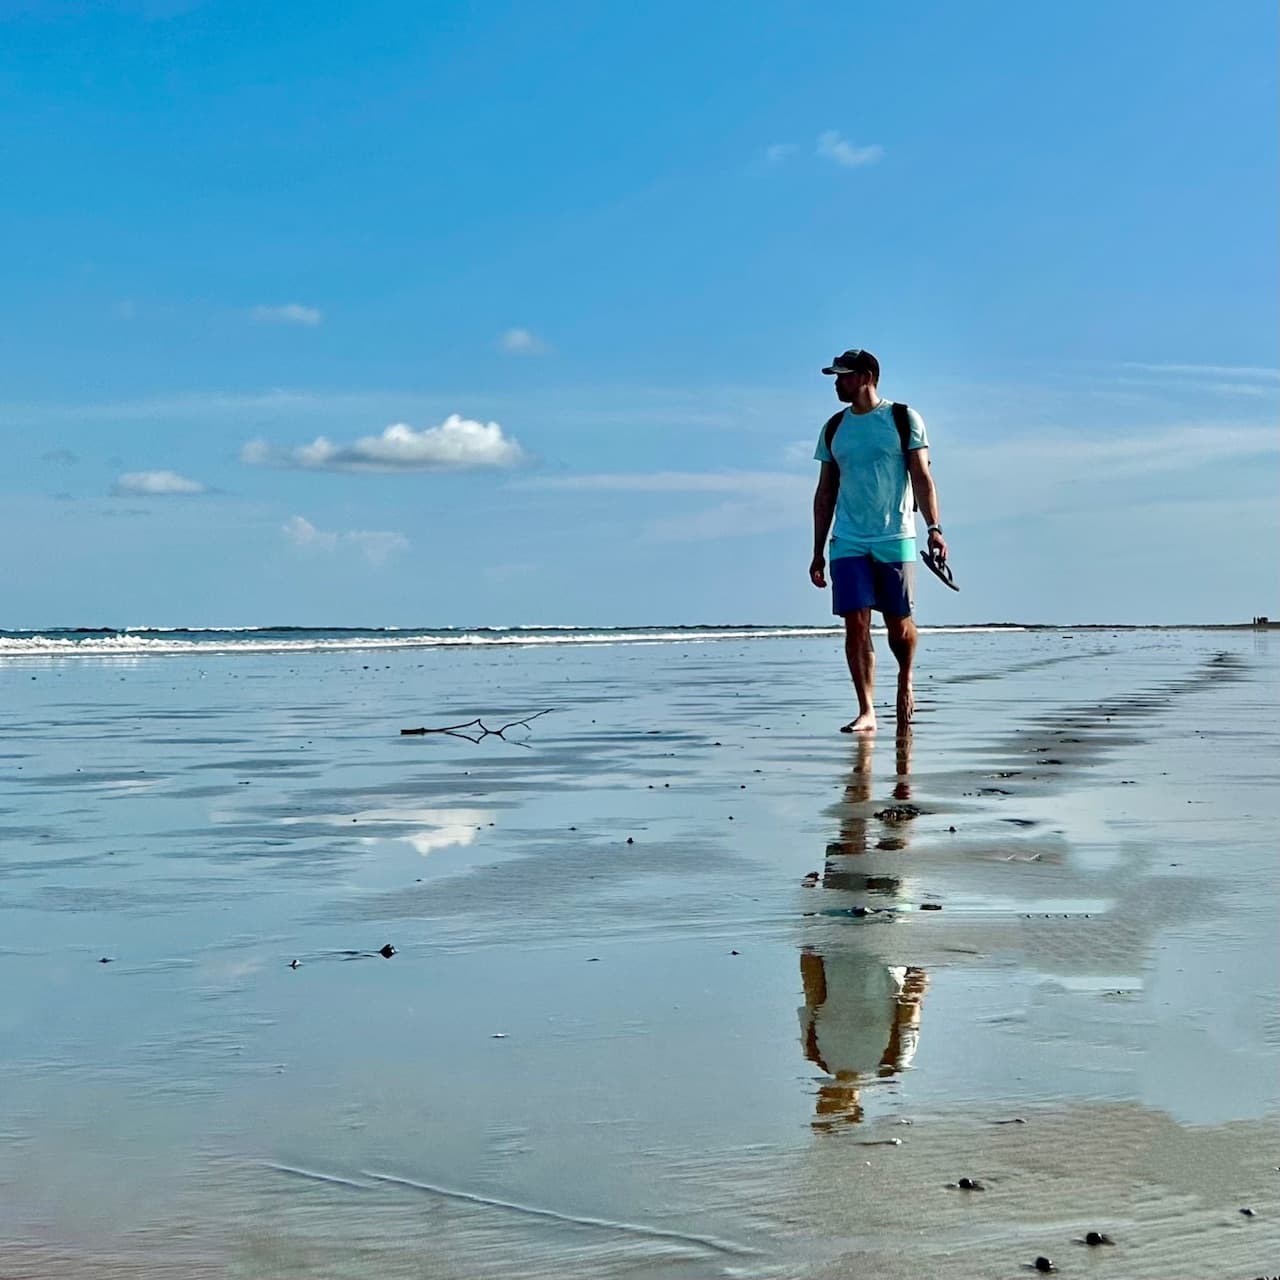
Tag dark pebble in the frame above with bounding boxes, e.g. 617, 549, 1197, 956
730, 949, 739, 955
874, 804, 921, 822
626, 837, 634, 844
1240, 1207, 1255, 1216
98, 957, 113, 964
957, 1177, 985, 1191
919, 902, 942, 911
288, 959, 300, 970
948, 825, 957, 833
378, 943, 396, 958
1034, 1258, 1055, 1274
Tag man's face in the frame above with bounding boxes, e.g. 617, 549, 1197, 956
833, 371, 871, 402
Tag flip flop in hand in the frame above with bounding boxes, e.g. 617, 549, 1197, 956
920, 548, 959, 591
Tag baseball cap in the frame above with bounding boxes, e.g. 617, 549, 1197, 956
822, 349, 880, 379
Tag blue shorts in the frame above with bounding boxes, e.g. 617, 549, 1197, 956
831, 555, 915, 618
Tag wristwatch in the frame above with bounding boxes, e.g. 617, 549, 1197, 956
927, 524, 943, 534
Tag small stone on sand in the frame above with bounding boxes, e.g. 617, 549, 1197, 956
378, 943, 396, 958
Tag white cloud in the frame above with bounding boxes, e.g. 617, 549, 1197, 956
816, 130, 884, 169
111, 469, 207, 496
251, 303, 323, 327
282, 515, 409, 565
765, 143, 797, 164
244, 414, 526, 473
282, 515, 337, 551
499, 327, 550, 355
344, 530, 411, 565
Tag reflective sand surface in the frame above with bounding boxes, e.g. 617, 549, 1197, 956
2, 630, 1277, 1277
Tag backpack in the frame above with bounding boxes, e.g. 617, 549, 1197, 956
823, 401, 918, 511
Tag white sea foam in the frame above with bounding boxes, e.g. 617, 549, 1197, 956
0, 624, 1026, 660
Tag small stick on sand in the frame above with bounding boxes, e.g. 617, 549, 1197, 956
400, 708, 555, 744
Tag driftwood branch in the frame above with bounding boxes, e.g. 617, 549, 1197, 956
400, 708, 554, 745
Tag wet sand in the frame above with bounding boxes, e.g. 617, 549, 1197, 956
1, 629, 1277, 1277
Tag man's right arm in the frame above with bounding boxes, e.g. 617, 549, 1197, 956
810, 462, 838, 588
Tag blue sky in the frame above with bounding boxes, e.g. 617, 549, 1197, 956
2, 0, 1276, 627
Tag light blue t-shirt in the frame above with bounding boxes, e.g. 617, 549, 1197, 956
814, 401, 928, 562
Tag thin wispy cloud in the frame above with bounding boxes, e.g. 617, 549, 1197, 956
981, 423, 1277, 475
282, 516, 409, 565
42, 449, 78, 465
526, 470, 801, 495
111, 469, 207, 496
251, 303, 323, 327
1118, 362, 1280, 380
244, 414, 526, 473
764, 143, 797, 165
499, 327, 550, 355
524, 421, 1277, 545
816, 130, 883, 168
524, 470, 809, 543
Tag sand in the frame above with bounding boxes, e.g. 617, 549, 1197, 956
0, 628, 1277, 1277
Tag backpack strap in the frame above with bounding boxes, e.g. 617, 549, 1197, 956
822, 410, 845, 475
891, 401, 919, 512
890, 401, 911, 455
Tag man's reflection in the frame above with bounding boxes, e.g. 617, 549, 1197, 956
799, 729, 929, 1129
799, 955, 928, 1128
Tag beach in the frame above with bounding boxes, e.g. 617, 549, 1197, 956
1, 626, 1277, 1278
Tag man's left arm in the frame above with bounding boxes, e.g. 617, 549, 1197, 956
908, 448, 948, 562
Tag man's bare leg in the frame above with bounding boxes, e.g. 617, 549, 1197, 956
884, 614, 918, 726
841, 610, 876, 733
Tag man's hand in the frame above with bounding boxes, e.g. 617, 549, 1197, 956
809, 555, 827, 588
927, 528, 948, 563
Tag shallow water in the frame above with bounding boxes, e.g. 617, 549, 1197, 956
1, 629, 1277, 1276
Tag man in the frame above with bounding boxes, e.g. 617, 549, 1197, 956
810, 348, 947, 733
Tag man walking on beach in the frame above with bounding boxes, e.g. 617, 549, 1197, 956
810, 349, 947, 733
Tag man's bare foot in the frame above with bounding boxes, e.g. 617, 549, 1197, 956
840, 711, 878, 734
896, 681, 914, 725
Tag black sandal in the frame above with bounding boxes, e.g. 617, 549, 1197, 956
920, 549, 959, 591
